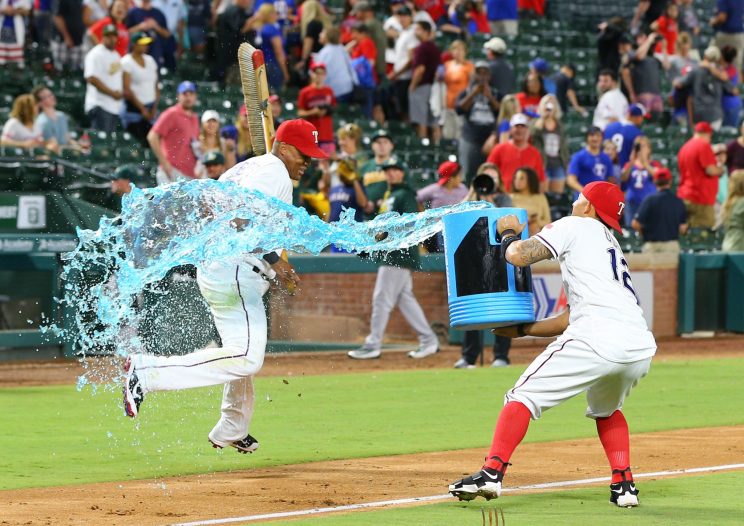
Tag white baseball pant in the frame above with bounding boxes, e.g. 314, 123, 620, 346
505, 338, 653, 420
364, 265, 438, 351
131, 262, 270, 445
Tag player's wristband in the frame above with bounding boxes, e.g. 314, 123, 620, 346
517, 324, 527, 337
499, 229, 517, 241
500, 234, 520, 258
262, 252, 280, 265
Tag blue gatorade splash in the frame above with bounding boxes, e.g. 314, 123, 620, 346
55, 179, 492, 367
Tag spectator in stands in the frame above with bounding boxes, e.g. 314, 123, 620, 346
456, 162, 512, 369
677, 0, 700, 41
89, 0, 130, 56
593, 68, 629, 131
711, 0, 744, 76
714, 143, 729, 220
151, 0, 186, 60
254, 3, 289, 92
529, 58, 554, 95
485, 0, 517, 37
726, 121, 744, 172
214, 0, 254, 86
1, 94, 50, 150
195, 110, 236, 178
121, 32, 159, 144
202, 150, 226, 180
127, 0, 173, 71
483, 36, 515, 98
674, 46, 736, 131
664, 31, 698, 82
352, 2, 386, 82
596, 17, 628, 76
621, 135, 658, 226
621, 30, 664, 116
721, 170, 744, 252
515, 71, 545, 117
650, 2, 679, 56
603, 139, 623, 182
442, 39, 473, 136
720, 46, 742, 128
447, 0, 489, 35
630, 0, 666, 35
234, 104, 254, 162
510, 166, 550, 236
84, 24, 123, 134
32, 86, 79, 150
348, 158, 440, 361
494, 93, 520, 145
549, 63, 587, 116
297, 62, 337, 156
296, 0, 332, 79
486, 113, 545, 192
567, 126, 614, 196
327, 156, 369, 243
417, 161, 469, 252
632, 166, 688, 254
270, 94, 284, 127
51, 0, 85, 71
147, 80, 200, 184
387, 6, 418, 122
455, 60, 500, 184
83, 0, 109, 27
186, 0, 210, 56
34, 0, 54, 49
321, 123, 368, 205
0, 0, 29, 67
347, 22, 378, 119
676, 121, 725, 228
530, 94, 569, 194
604, 103, 645, 168
409, 21, 441, 143
360, 129, 395, 217
314, 27, 356, 102
336, 122, 367, 164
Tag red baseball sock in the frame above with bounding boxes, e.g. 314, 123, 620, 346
483, 401, 532, 472
596, 410, 632, 483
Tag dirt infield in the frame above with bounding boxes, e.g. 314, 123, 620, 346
2, 334, 743, 388
2, 426, 744, 526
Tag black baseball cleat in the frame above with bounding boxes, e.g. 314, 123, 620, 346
209, 433, 260, 454
123, 356, 144, 418
449, 458, 509, 501
610, 480, 639, 507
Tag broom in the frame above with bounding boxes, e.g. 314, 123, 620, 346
237, 43, 276, 155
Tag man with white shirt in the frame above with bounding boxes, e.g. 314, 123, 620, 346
84, 24, 123, 134
387, 6, 419, 121
449, 181, 656, 508
124, 119, 328, 455
592, 68, 629, 131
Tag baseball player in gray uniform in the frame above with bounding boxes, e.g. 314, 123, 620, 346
449, 181, 656, 507
123, 119, 328, 454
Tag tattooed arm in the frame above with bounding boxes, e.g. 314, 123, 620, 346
504, 238, 553, 267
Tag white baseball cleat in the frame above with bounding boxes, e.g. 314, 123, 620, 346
407, 346, 439, 359
610, 480, 639, 507
449, 465, 505, 501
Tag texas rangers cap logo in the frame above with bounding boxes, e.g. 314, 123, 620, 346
618, 202, 625, 215
274, 119, 328, 159
312, 130, 319, 144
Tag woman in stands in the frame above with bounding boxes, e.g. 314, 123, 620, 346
621, 135, 659, 227
721, 170, 744, 252
441, 39, 474, 140
515, 71, 546, 117
0, 0, 30, 68
194, 110, 236, 179
295, 0, 332, 81
509, 166, 550, 236
121, 32, 159, 144
253, 3, 290, 93
1, 94, 57, 153
530, 94, 569, 194
88, 0, 130, 56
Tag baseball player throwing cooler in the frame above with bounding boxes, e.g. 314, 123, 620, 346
123, 119, 328, 453
449, 181, 656, 508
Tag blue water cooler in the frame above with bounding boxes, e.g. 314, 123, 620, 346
442, 208, 535, 330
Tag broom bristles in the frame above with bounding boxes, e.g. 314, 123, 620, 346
238, 43, 275, 156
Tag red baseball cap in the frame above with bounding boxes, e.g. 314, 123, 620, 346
582, 181, 625, 233
653, 166, 672, 183
437, 161, 461, 185
275, 119, 329, 159
694, 121, 713, 134
309, 61, 326, 71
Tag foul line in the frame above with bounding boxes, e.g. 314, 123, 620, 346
171, 463, 744, 526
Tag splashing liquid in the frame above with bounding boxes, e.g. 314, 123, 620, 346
57, 179, 492, 366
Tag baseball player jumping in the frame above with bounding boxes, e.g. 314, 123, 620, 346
123, 119, 327, 454
448, 181, 656, 507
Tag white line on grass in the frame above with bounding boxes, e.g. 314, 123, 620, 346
171, 463, 744, 526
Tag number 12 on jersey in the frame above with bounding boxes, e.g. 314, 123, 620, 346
607, 248, 637, 300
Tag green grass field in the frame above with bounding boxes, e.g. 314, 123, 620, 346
2, 357, 744, 492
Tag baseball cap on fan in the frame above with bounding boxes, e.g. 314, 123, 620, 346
275, 119, 328, 159
509, 113, 530, 128
178, 81, 197, 94
437, 161, 461, 185
582, 181, 625, 233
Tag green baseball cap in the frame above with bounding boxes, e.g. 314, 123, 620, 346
370, 129, 395, 145
381, 157, 407, 172
203, 150, 225, 166
112, 164, 139, 180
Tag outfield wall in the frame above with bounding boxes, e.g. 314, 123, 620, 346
270, 253, 680, 342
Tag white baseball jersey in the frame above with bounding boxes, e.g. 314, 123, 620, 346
534, 216, 657, 363
215, 152, 293, 276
